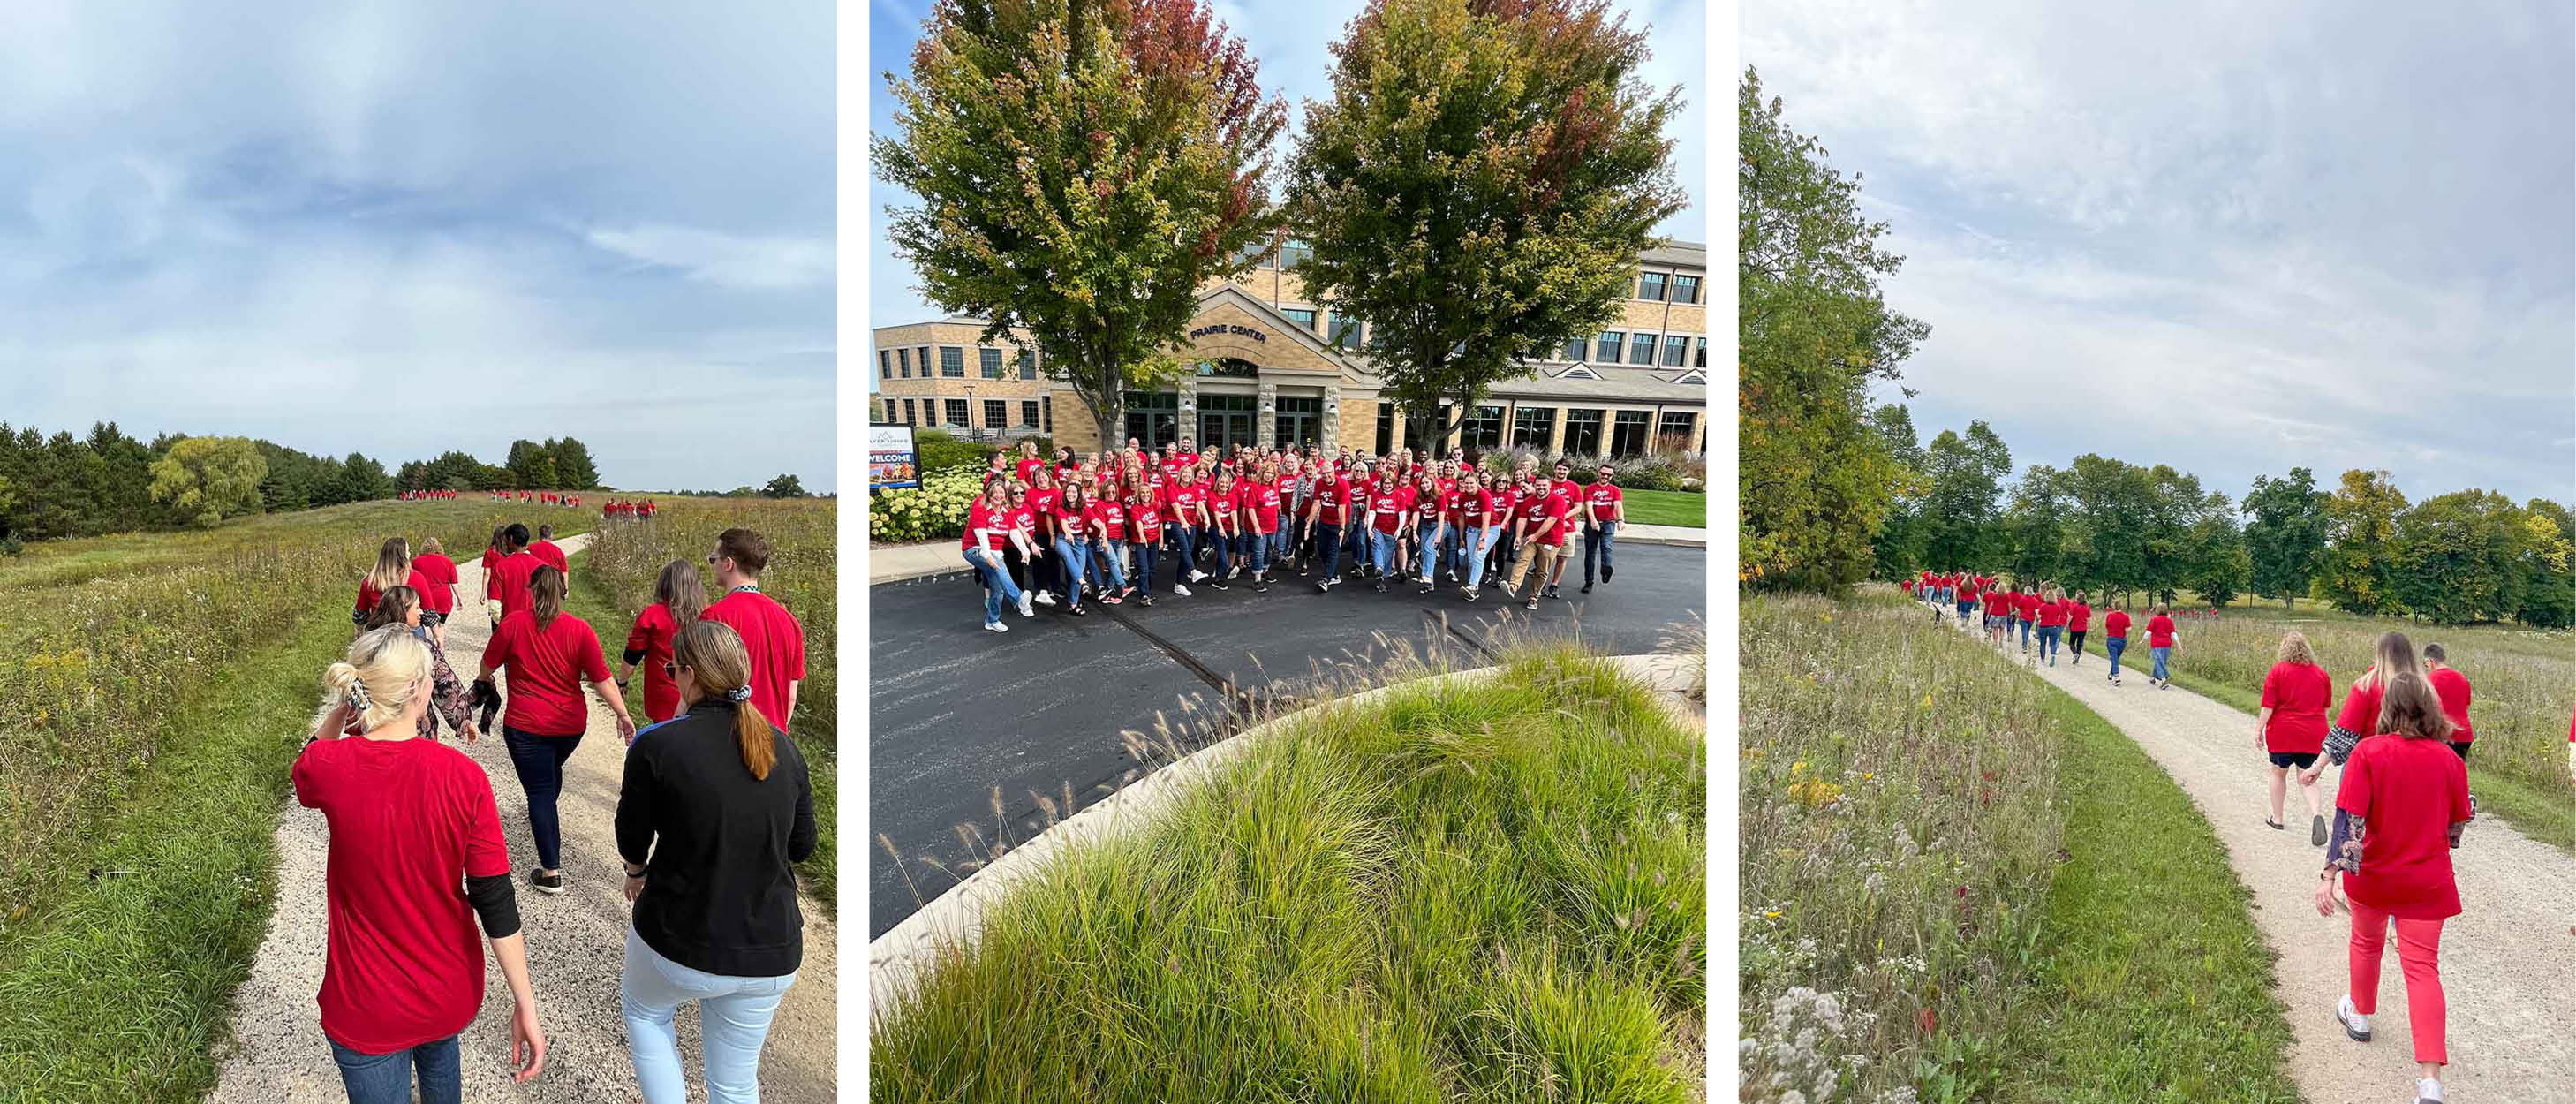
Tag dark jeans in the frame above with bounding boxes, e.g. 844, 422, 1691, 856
331, 1034, 460, 1104
1315, 521, 1345, 579
1167, 525, 1198, 574
2106, 637, 2128, 676
1131, 540, 1161, 594
502, 725, 584, 870
2068, 629, 2087, 657
1583, 520, 1618, 583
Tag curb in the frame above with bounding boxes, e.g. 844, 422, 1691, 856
865, 651, 1703, 1025
866, 531, 1706, 586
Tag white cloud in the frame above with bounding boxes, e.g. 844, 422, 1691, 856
588, 225, 836, 291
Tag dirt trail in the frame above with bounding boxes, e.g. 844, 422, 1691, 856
1935, 605, 2575, 1101
209, 532, 836, 1102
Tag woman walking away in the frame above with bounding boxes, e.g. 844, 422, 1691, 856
355, 538, 432, 635
477, 566, 638, 893
2315, 671, 2469, 1104
2301, 631, 2421, 789
2103, 602, 2132, 685
961, 481, 1035, 632
616, 622, 813, 1104
2421, 644, 2474, 760
2066, 591, 2092, 665
2036, 587, 2068, 666
2146, 606, 2179, 688
360, 587, 477, 744
2257, 631, 2334, 843
412, 538, 460, 645
620, 561, 706, 724
298, 627, 545, 1101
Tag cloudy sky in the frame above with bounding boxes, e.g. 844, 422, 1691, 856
1746, 0, 2575, 506
0, 1, 835, 492
865, 0, 1710, 386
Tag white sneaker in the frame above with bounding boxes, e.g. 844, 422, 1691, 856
2415, 1076, 2443, 1102
983, 620, 1009, 633
1016, 592, 1035, 618
2335, 994, 2371, 1041
1173, 583, 1192, 597
1033, 590, 1058, 607
1189, 570, 1209, 582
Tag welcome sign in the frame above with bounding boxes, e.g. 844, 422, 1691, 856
868, 423, 919, 490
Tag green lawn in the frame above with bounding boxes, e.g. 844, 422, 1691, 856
873, 646, 1706, 1102
1620, 488, 1705, 527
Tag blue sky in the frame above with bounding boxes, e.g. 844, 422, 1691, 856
865, 0, 1711, 392
0, 1, 836, 492
1746, 0, 2576, 507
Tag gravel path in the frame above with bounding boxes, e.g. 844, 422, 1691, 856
1938, 605, 2575, 1101
209, 533, 837, 1102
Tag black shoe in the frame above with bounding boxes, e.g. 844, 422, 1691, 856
1417, 583, 1435, 595
1138, 595, 1155, 608
1374, 580, 1388, 593
1207, 578, 1228, 591
531, 869, 563, 896
2311, 815, 2327, 846
1601, 564, 1612, 582
1255, 580, 1271, 594
1069, 604, 1089, 616
1581, 582, 1593, 594
1545, 585, 1561, 600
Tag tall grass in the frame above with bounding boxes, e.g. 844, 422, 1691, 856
1740, 593, 2297, 1101
871, 645, 1706, 1102
581, 497, 839, 909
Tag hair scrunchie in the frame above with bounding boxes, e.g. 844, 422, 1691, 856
345, 681, 374, 714
727, 685, 753, 704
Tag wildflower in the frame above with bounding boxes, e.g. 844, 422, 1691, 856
1915, 1007, 1938, 1034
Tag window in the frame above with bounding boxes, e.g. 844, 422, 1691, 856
1596, 331, 1624, 362
1610, 411, 1651, 456
1671, 369, 1707, 385
1562, 336, 1586, 361
1123, 389, 1179, 449
1329, 312, 1364, 350
1564, 408, 1605, 454
1018, 348, 1037, 380
879, 350, 892, 378
1234, 238, 1273, 268
980, 348, 1004, 379
1043, 400, 1052, 432
903, 398, 918, 425
1628, 332, 1657, 365
1662, 334, 1688, 367
897, 347, 911, 378
1195, 358, 1258, 378
884, 397, 899, 421
1281, 307, 1317, 332
1511, 406, 1556, 450
1658, 411, 1697, 449
1279, 238, 1313, 270
1020, 400, 1039, 427
1557, 365, 1599, 381
1696, 336, 1708, 368
984, 399, 1008, 427
1462, 405, 1506, 450
940, 347, 964, 377
1670, 274, 1701, 304
944, 398, 969, 425
918, 346, 931, 377
1638, 271, 1667, 301
1376, 403, 1395, 455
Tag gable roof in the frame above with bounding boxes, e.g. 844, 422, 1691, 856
1188, 284, 1368, 378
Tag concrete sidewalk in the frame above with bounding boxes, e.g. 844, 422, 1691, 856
866, 522, 1705, 584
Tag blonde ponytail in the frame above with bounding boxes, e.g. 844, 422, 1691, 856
327, 626, 430, 731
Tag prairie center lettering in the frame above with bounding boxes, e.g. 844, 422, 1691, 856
1189, 324, 1267, 343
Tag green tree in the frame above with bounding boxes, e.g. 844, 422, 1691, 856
148, 436, 267, 528
549, 437, 601, 489
2184, 492, 2251, 607
339, 452, 394, 502
2389, 490, 2527, 624
2313, 468, 2408, 615
1867, 404, 1929, 579
875, 0, 1286, 447
1917, 421, 2012, 574
2059, 453, 2153, 604
2242, 466, 2327, 611
762, 473, 808, 498
2138, 465, 2203, 606
1739, 68, 1930, 591
506, 440, 558, 490
1284, 0, 1685, 454
2005, 464, 2068, 583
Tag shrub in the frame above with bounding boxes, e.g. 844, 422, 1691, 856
868, 468, 985, 543
1472, 447, 1703, 492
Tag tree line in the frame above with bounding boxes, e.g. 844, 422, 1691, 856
1866, 414, 2574, 627
0, 422, 608, 546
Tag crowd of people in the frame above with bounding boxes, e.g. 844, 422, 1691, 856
399, 488, 460, 501
304, 522, 810, 1103
602, 497, 660, 521
480, 489, 585, 508
1909, 569, 2576, 1103
954, 437, 1633, 632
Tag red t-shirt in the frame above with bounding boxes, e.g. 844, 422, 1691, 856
1089, 500, 1127, 541
1531, 495, 1575, 547
485, 552, 543, 618
1248, 484, 1282, 533
2337, 677, 2386, 739
1126, 497, 1163, 542
1903, 579, 1918, 594
1006, 504, 1037, 541
1436, 488, 1464, 526
2259, 662, 2333, 754
2429, 667, 2474, 744
2036, 601, 2067, 627
530, 539, 569, 578
411, 555, 459, 614
2016, 593, 2041, 620
2104, 610, 2130, 639
2337, 735, 2471, 920
482, 611, 608, 737
357, 568, 435, 619
1368, 488, 1406, 534
1015, 457, 1045, 486
700, 588, 807, 731
292, 736, 510, 1054
1027, 488, 1064, 539
480, 547, 500, 580
2066, 601, 2090, 631
1583, 482, 1623, 524
1167, 484, 1205, 526
1313, 477, 1353, 525
624, 603, 684, 722
2146, 615, 2176, 647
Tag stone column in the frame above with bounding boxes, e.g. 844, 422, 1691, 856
1321, 383, 1342, 452
1176, 379, 1199, 449
1256, 381, 1278, 448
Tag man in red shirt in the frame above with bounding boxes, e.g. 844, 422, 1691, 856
1579, 463, 1625, 594
699, 529, 808, 731
2421, 644, 2474, 759
2146, 607, 2179, 688
530, 526, 570, 578
485, 525, 542, 627
1504, 476, 1574, 609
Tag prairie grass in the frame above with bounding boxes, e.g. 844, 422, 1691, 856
1740, 593, 2296, 1101
870, 644, 1706, 1102
581, 496, 840, 908
2148, 604, 2575, 849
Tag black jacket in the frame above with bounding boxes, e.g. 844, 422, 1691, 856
616, 700, 816, 978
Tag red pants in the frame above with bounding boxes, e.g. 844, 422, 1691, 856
2348, 896, 2447, 1065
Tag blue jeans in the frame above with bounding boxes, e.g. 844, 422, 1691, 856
1315, 522, 1345, 579
2107, 637, 2127, 676
1053, 537, 1091, 603
1092, 538, 1128, 592
2018, 617, 2033, 647
2151, 646, 2171, 681
1243, 529, 1270, 575
1583, 520, 1618, 583
331, 1034, 460, 1104
1460, 526, 1495, 588
1167, 525, 1197, 575
1129, 539, 1160, 593
1370, 529, 1397, 577
502, 725, 582, 870
963, 546, 1021, 625
623, 926, 797, 1104
1271, 525, 1293, 565
1414, 524, 1443, 579
2038, 624, 2062, 661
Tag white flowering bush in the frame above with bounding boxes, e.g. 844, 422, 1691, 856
868, 467, 983, 544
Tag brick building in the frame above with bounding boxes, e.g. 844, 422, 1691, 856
871, 239, 1708, 458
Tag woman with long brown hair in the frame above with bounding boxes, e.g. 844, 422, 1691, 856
619, 560, 706, 724
2255, 631, 2333, 843
477, 565, 636, 894
353, 537, 431, 634
360, 586, 477, 744
616, 621, 812, 1104
2302, 631, 2421, 789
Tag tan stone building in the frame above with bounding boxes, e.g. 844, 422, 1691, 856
870, 239, 1708, 458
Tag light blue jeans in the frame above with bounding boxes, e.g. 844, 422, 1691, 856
1370, 529, 1398, 577
1461, 526, 1496, 588
962, 546, 1020, 626
622, 926, 798, 1104
2151, 645, 2172, 681
1090, 537, 1129, 593
2107, 637, 2127, 676
1053, 537, 1092, 603
1414, 523, 1444, 580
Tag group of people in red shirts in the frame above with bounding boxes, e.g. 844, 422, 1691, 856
307, 521, 812, 1101
482, 489, 584, 508
1909, 570, 2184, 686
602, 498, 659, 521
400, 488, 460, 501
955, 437, 1631, 632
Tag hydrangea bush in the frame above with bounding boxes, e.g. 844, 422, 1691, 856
868, 468, 984, 543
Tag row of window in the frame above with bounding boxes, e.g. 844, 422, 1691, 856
882, 396, 1052, 433
1375, 403, 1699, 457
1231, 238, 1702, 306
1561, 332, 1708, 368
877, 344, 1040, 382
